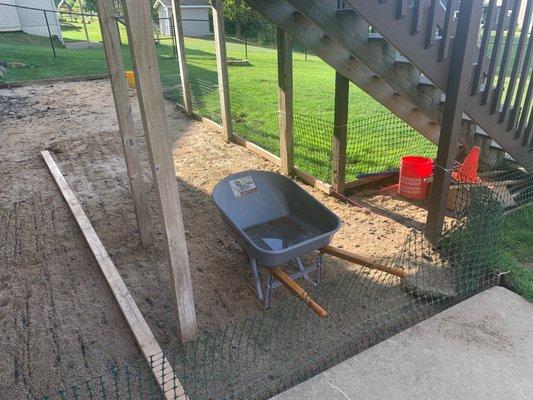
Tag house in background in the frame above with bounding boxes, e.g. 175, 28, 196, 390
154, 0, 211, 37
0, 0, 63, 41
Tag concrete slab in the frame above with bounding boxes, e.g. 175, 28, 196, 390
273, 287, 533, 400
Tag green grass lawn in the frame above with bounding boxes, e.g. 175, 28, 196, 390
499, 205, 533, 301
1, 23, 436, 181
58, 15, 112, 43
165, 36, 436, 180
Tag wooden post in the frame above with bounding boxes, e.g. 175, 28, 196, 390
95, 0, 153, 246
277, 27, 294, 176
426, 0, 483, 238
120, 0, 198, 341
79, 0, 90, 42
211, 0, 233, 141
171, 0, 193, 115
331, 72, 349, 193
235, 0, 242, 38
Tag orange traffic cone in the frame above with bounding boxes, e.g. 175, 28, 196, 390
452, 146, 481, 183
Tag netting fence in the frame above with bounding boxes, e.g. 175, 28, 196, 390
4, 4, 532, 399
40, 163, 532, 400
1, 2, 441, 186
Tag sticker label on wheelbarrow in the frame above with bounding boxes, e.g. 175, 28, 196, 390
229, 176, 257, 197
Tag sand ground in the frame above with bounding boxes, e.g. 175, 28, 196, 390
0, 80, 428, 398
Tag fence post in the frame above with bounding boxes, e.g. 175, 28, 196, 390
116, 18, 122, 45
331, 72, 349, 193
244, 32, 248, 60
94, 0, 153, 247
120, 0, 198, 341
79, 0, 90, 42
171, 18, 177, 58
171, 0, 193, 115
426, 0, 483, 238
43, 10, 56, 58
235, 0, 242, 38
212, 0, 234, 141
277, 27, 295, 176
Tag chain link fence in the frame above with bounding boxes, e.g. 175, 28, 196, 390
0, 2, 185, 83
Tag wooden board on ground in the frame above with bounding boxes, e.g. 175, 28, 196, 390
41, 150, 188, 400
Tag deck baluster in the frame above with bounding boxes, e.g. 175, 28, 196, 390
471, 0, 496, 96
425, 0, 438, 48
510, 22, 533, 133
491, 0, 521, 115
439, 0, 457, 61
502, 0, 532, 124
412, 0, 424, 34
481, 0, 510, 106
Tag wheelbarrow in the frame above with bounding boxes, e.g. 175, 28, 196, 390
213, 170, 339, 316
213, 170, 408, 317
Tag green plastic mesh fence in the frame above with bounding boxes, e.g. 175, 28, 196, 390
227, 110, 333, 182
345, 114, 437, 180
293, 113, 333, 182
223, 109, 436, 184
189, 77, 222, 124
41, 164, 532, 400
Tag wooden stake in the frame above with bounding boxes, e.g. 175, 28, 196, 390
277, 27, 295, 176
121, 0, 197, 341
212, 0, 233, 141
171, 0, 193, 115
331, 72, 349, 193
95, 0, 153, 246
42, 151, 187, 400
426, 0, 483, 238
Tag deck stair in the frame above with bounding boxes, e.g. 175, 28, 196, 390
244, 0, 533, 172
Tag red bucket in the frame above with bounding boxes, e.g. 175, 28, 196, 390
398, 156, 433, 200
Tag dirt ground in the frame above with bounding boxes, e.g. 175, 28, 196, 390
0, 80, 428, 398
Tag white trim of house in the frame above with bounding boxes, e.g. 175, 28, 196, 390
153, 0, 168, 10
153, 1, 210, 10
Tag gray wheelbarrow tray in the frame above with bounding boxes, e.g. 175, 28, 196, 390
213, 170, 340, 307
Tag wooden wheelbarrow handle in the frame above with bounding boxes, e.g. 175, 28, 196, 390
320, 245, 408, 278
266, 267, 328, 318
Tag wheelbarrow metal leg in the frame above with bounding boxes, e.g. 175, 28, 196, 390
249, 257, 264, 302
317, 252, 323, 284
295, 257, 316, 286
264, 273, 274, 309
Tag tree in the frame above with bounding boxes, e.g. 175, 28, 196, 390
222, 0, 269, 38
223, 0, 265, 24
